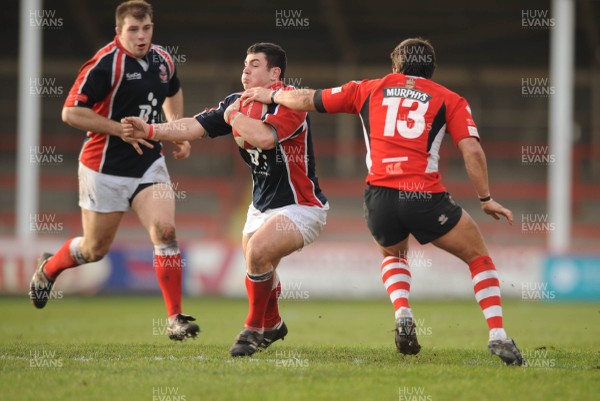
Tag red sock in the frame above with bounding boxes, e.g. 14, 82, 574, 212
381, 256, 412, 320
44, 237, 83, 280
154, 244, 182, 317
244, 271, 274, 331
263, 280, 282, 330
469, 256, 503, 330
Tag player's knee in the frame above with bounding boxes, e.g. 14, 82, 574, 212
245, 241, 272, 273
380, 245, 408, 258
152, 222, 177, 244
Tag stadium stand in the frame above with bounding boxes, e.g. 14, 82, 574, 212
1, 0, 598, 250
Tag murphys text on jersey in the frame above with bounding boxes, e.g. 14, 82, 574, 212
382, 86, 432, 103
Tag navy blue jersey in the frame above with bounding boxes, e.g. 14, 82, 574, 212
195, 84, 327, 212
65, 37, 180, 177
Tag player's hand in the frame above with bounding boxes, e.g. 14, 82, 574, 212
481, 199, 513, 225
223, 98, 241, 124
241, 87, 272, 106
121, 136, 155, 155
121, 116, 150, 139
172, 141, 191, 160
120, 117, 155, 155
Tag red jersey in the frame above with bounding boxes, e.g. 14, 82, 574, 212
314, 73, 479, 193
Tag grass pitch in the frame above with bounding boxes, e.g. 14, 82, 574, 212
0, 296, 598, 401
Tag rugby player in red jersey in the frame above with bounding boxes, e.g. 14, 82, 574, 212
29, 1, 199, 341
122, 42, 329, 357
242, 38, 523, 366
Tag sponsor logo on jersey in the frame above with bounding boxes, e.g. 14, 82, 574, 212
159, 64, 168, 83
125, 72, 142, 80
383, 86, 432, 103
468, 126, 479, 137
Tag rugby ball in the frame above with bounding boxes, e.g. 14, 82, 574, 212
232, 100, 269, 149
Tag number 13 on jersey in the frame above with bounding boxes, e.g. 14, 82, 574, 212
382, 97, 430, 139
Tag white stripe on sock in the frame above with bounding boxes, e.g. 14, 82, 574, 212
69, 236, 87, 265
395, 307, 413, 320
384, 273, 412, 288
381, 260, 409, 275
389, 289, 410, 303
475, 286, 501, 303
482, 305, 503, 320
472, 269, 498, 285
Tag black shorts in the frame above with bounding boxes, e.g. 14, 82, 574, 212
364, 185, 462, 246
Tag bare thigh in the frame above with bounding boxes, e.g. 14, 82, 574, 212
131, 183, 177, 245
431, 209, 489, 264
244, 214, 304, 274
80, 208, 123, 261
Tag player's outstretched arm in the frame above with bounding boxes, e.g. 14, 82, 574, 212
121, 116, 205, 143
63, 106, 126, 137
458, 137, 513, 225
62, 106, 154, 155
242, 87, 317, 112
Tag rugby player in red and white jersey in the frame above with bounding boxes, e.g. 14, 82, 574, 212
242, 38, 523, 366
122, 42, 329, 357
29, 1, 199, 341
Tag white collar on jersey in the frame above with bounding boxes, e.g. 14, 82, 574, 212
137, 58, 149, 71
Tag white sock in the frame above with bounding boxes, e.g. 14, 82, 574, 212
489, 328, 508, 341
395, 307, 414, 320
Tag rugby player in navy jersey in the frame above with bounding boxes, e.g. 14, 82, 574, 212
242, 38, 523, 366
29, 1, 199, 341
122, 42, 329, 357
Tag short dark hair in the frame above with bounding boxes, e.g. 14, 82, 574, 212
390, 38, 436, 79
116, 0, 153, 29
247, 42, 287, 79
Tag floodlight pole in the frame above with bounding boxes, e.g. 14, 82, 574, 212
16, 0, 42, 241
548, 0, 574, 254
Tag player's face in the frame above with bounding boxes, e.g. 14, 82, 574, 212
242, 53, 279, 90
116, 15, 153, 58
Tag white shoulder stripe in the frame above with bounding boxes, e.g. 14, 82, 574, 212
76, 47, 117, 104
